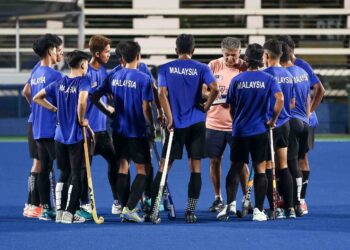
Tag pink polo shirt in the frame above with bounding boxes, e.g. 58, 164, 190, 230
206, 57, 242, 131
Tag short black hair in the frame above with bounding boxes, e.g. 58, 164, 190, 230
117, 41, 140, 63
176, 34, 195, 54
279, 41, 292, 63
115, 43, 124, 61
32, 34, 58, 58
65, 50, 90, 68
52, 35, 63, 47
245, 43, 264, 69
276, 35, 295, 50
263, 39, 282, 60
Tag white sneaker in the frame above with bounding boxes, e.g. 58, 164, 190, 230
56, 210, 63, 223
112, 201, 122, 215
252, 208, 267, 221
217, 201, 236, 221
61, 211, 73, 224
81, 203, 92, 213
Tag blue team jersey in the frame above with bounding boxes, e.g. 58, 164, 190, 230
30, 66, 63, 139
294, 58, 320, 128
263, 66, 295, 127
97, 68, 154, 138
227, 70, 281, 137
158, 59, 216, 128
86, 65, 108, 132
286, 65, 310, 124
28, 61, 41, 123
45, 76, 90, 144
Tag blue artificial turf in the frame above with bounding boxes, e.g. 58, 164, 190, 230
0, 141, 349, 250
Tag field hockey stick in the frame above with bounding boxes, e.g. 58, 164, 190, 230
152, 141, 176, 220
269, 128, 278, 219
237, 165, 254, 218
83, 127, 104, 224
50, 168, 56, 209
150, 131, 174, 224
159, 127, 174, 212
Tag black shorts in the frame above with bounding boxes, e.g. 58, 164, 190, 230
113, 134, 151, 164
93, 131, 116, 162
273, 121, 290, 149
308, 126, 316, 150
231, 131, 269, 164
27, 122, 39, 159
36, 138, 56, 162
205, 128, 232, 158
162, 122, 206, 161
287, 118, 309, 160
55, 140, 84, 172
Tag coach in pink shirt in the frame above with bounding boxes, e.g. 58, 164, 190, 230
204, 37, 249, 214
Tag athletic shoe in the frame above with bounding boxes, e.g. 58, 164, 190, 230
209, 197, 224, 212
73, 213, 86, 223
286, 208, 296, 219
300, 200, 308, 215
252, 208, 267, 221
39, 209, 56, 221
76, 208, 92, 220
185, 211, 197, 223
217, 201, 236, 221
61, 211, 73, 224
121, 207, 144, 223
276, 208, 286, 219
27, 205, 42, 218
295, 205, 304, 217
80, 203, 92, 213
23, 204, 30, 217
56, 210, 63, 223
111, 200, 122, 215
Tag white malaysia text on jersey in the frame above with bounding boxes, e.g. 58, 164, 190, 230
237, 81, 265, 89
31, 76, 46, 85
112, 79, 137, 89
169, 67, 198, 76
59, 84, 77, 94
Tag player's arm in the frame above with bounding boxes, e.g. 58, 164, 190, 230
33, 89, 57, 112
143, 100, 156, 140
306, 94, 311, 118
203, 81, 219, 112
310, 82, 325, 113
152, 82, 165, 124
22, 83, 31, 105
159, 86, 173, 130
267, 91, 284, 128
91, 90, 115, 117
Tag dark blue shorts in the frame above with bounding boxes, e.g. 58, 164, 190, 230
205, 128, 232, 158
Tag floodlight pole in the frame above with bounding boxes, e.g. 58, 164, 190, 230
78, 0, 85, 50
16, 16, 20, 72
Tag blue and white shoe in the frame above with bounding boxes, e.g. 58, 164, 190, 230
39, 209, 56, 221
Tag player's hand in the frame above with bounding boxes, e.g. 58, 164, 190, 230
221, 103, 229, 109
51, 106, 57, 113
166, 118, 174, 132
86, 125, 95, 144
157, 110, 166, 128
146, 124, 156, 141
266, 119, 276, 128
107, 105, 115, 118
80, 118, 89, 127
